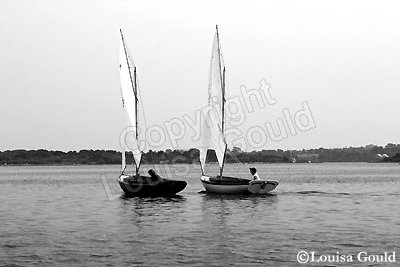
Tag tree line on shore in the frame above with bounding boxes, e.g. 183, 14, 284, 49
1, 143, 399, 165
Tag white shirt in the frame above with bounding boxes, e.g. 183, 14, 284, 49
253, 172, 260, 181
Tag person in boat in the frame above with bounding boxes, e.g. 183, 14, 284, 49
249, 167, 260, 181
148, 169, 162, 181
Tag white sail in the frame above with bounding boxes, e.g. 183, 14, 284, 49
200, 26, 227, 172
199, 146, 207, 174
200, 110, 226, 171
119, 31, 142, 170
208, 30, 224, 115
210, 122, 226, 169
121, 150, 126, 173
199, 114, 211, 173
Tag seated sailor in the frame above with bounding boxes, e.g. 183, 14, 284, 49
249, 167, 260, 181
148, 169, 162, 181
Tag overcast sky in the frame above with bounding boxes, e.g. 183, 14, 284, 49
1, 0, 399, 151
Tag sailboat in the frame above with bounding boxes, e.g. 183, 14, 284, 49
199, 26, 278, 194
117, 29, 187, 197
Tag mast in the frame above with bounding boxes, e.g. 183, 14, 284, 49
216, 25, 225, 133
216, 25, 227, 179
219, 67, 227, 179
222, 67, 225, 133
134, 67, 138, 140
134, 67, 140, 176
120, 29, 141, 177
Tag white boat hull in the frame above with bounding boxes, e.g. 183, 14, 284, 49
200, 175, 278, 194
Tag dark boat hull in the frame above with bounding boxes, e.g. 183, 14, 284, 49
118, 175, 187, 197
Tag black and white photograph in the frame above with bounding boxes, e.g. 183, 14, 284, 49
1, 0, 399, 266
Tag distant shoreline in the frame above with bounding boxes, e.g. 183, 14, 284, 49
1, 144, 399, 166
1, 161, 399, 167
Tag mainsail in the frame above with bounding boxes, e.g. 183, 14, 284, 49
200, 26, 227, 174
119, 30, 142, 172
199, 118, 211, 174
121, 150, 126, 173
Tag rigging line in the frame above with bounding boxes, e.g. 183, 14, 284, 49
226, 149, 243, 164
135, 74, 149, 155
135, 75, 148, 132
123, 39, 148, 150
132, 59, 156, 167
125, 45, 139, 101
124, 42, 147, 132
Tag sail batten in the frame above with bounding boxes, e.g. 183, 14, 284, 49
119, 30, 142, 171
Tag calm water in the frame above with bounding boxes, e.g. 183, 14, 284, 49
0, 163, 399, 266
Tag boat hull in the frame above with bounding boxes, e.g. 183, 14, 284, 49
201, 175, 251, 194
201, 175, 278, 194
118, 175, 187, 197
